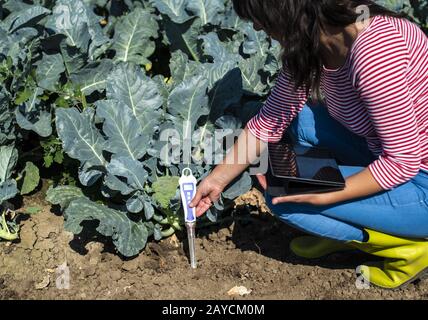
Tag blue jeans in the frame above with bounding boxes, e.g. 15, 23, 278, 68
266, 103, 428, 242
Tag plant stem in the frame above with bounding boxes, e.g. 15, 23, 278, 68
161, 227, 175, 238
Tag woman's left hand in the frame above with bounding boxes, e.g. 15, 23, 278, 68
256, 175, 335, 206
271, 193, 335, 206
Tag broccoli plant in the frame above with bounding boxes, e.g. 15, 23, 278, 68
0, 206, 19, 241
152, 175, 182, 238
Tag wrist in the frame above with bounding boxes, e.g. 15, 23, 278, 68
209, 169, 230, 190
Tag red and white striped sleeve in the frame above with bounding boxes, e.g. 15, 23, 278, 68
247, 68, 308, 143
351, 24, 422, 190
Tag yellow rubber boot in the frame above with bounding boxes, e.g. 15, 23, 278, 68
290, 236, 354, 259
349, 229, 428, 289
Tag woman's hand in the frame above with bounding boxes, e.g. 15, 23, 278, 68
189, 175, 226, 217
255, 175, 334, 206
270, 193, 335, 206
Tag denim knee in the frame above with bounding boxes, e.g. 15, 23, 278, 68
264, 192, 365, 241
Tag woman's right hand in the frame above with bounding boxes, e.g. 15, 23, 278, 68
189, 175, 226, 217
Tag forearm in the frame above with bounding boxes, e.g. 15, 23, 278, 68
327, 167, 384, 204
210, 126, 267, 188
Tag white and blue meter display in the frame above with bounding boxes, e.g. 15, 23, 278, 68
179, 168, 198, 269
179, 168, 197, 223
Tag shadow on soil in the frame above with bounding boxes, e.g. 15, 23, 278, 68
197, 207, 378, 271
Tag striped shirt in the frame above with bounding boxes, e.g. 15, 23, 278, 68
247, 15, 428, 190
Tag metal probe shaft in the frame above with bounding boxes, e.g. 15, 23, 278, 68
186, 222, 197, 269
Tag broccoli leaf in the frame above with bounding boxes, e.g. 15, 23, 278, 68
150, 0, 190, 24
0, 145, 18, 203
20, 161, 40, 195
46, 185, 86, 209
111, 7, 159, 65
70, 60, 113, 95
15, 87, 53, 138
106, 63, 163, 136
55, 107, 106, 167
106, 157, 148, 195
64, 197, 149, 257
166, 74, 209, 137
96, 100, 150, 160
0, 145, 18, 184
0, 180, 18, 203
3, 5, 50, 33
36, 53, 65, 92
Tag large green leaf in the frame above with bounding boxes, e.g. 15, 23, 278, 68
199, 33, 238, 64
220, 2, 247, 30
70, 59, 114, 95
60, 42, 87, 75
202, 60, 239, 89
198, 32, 268, 94
0, 145, 18, 184
2, 0, 33, 12
167, 74, 209, 137
55, 107, 106, 167
169, 50, 200, 84
46, 0, 109, 55
164, 17, 202, 62
2, 27, 38, 65
242, 24, 270, 57
105, 157, 148, 195
45, 185, 85, 209
239, 55, 268, 95
96, 100, 150, 160
46, 1, 90, 50
111, 7, 159, 65
185, 0, 225, 26
106, 63, 163, 135
150, 0, 190, 24
0, 89, 15, 144
0, 145, 18, 203
36, 53, 65, 92
15, 109, 52, 138
3, 5, 50, 33
20, 161, 40, 195
152, 0, 224, 26
64, 197, 149, 257
0, 180, 18, 203
15, 88, 52, 138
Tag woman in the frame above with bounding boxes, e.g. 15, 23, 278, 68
190, 0, 428, 289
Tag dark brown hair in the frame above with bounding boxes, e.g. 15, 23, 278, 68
232, 0, 401, 98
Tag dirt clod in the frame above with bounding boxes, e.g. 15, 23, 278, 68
110, 270, 122, 282
122, 259, 140, 272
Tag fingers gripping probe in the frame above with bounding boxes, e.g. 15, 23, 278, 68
179, 168, 197, 269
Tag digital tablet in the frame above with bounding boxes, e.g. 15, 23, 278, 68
266, 141, 346, 197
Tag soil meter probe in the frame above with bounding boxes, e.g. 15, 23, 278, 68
179, 168, 198, 269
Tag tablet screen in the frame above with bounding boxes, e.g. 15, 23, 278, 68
268, 142, 345, 184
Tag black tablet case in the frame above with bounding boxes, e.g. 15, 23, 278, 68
266, 141, 346, 197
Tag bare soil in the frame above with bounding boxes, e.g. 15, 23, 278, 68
1, 182, 428, 300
